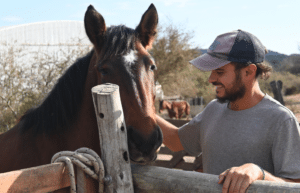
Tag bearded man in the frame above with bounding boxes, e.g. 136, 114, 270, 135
156, 30, 300, 193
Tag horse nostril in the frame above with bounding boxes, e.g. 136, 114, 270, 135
127, 125, 163, 162
156, 126, 163, 146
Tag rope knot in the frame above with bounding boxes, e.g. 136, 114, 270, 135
51, 147, 105, 193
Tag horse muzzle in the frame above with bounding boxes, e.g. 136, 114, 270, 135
126, 125, 163, 163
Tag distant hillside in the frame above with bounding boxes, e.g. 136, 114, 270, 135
265, 50, 289, 70
197, 49, 299, 71
199, 49, 207, 55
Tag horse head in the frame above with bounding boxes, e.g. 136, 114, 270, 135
84, 4, 162, 163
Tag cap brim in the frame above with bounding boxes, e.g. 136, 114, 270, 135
189, 53, 231, 71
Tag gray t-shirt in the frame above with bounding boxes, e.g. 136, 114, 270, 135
179, 94, 300, 179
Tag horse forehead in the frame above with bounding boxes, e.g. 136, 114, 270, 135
123, 50, 137, 65
122, 43, 154, 67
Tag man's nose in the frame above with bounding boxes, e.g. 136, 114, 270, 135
208, 72, 216, 84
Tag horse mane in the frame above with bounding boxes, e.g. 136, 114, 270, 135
19, 50, 94, 135
100, 25, 137, 63
18, 25, 138, 136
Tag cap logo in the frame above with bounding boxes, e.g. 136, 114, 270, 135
209, 40, 220, 51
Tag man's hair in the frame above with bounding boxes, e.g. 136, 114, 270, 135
232, 49, 272, 80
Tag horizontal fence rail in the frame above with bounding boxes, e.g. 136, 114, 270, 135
2, 163, 300, 193
0, 163, 70, 192
131, 164, 300, 193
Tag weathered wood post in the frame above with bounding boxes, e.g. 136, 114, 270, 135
270, 80, 285, 105
277, 80, 285, 105
92, 83, 134, 193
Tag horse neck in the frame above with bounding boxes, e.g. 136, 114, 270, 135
0, 124, 67, 172
0, 53, 102, 172
64, 56, 101, 155
164, 101, 172, 110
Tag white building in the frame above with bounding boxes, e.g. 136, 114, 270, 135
0, 21, 94, 78
0, 21, 92, 64
0, 20, 90, 46
0, 21, 162, 97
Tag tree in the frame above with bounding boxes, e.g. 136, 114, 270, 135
280, 54, 300, 75
151, 23, 215, 101
0, 40, 90, 132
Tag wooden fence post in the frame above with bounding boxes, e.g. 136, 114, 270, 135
91, 83, 134, 193
270, 80, 285, 105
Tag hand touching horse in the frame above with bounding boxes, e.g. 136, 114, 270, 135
159, 100, 190, 120
0, 4, 162, 177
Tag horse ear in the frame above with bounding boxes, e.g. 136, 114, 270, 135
135, 4, 158, 49
84, 5, 106, 52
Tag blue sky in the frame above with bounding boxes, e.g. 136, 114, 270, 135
1, 0, 299, 55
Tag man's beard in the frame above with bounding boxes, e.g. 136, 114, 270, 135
215, 73, 246, 104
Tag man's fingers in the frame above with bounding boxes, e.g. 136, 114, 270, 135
218, 175, 226, 184
219, 164, 261, 193
218, 169, 230, 184
222, 171, 234, 193
239, 176, 251, 193
232, 175, 245, 193
228, 172, 239, 193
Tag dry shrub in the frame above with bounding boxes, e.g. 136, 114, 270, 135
0, 40, 91, 132
259, 71, 300, 97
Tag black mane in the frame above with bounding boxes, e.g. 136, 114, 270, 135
19, 25, 138, 135
101, 25, 137, 63
19, 50, 94, 135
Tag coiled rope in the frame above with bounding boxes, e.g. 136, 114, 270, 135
51, 147, 106, 193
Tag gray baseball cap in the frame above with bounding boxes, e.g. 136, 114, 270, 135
190, 29, 266, 71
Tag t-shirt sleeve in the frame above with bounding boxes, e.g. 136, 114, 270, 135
178, 113, 202, 156
272, 118, 300, 179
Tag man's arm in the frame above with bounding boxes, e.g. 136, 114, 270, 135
156, 114, 184, 152
218, 163, 300, 193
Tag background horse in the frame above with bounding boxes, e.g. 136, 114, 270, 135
0, 4, 162, 177
159, 100, 190, 120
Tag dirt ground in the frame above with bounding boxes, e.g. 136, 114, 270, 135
284, 93, 300, 122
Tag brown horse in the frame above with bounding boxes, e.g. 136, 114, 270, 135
159, 100, 190, 119
0, 4, 162, 176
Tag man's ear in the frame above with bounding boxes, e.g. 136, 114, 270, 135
245, 64, 257, 78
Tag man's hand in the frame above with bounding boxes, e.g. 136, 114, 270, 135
218, 163, 263, 193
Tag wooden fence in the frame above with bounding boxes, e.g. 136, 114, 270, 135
151, 119, 203, 172
270, 80, 285, 105
151, 144, 203, 172
1, 84, 300, 192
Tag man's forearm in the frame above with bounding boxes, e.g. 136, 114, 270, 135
156, 114, 184, 152
264, 170, 300, 183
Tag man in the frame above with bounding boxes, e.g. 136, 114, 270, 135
156, 29, 300, 193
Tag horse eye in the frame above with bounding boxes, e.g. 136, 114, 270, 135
150, 64, 157, 71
